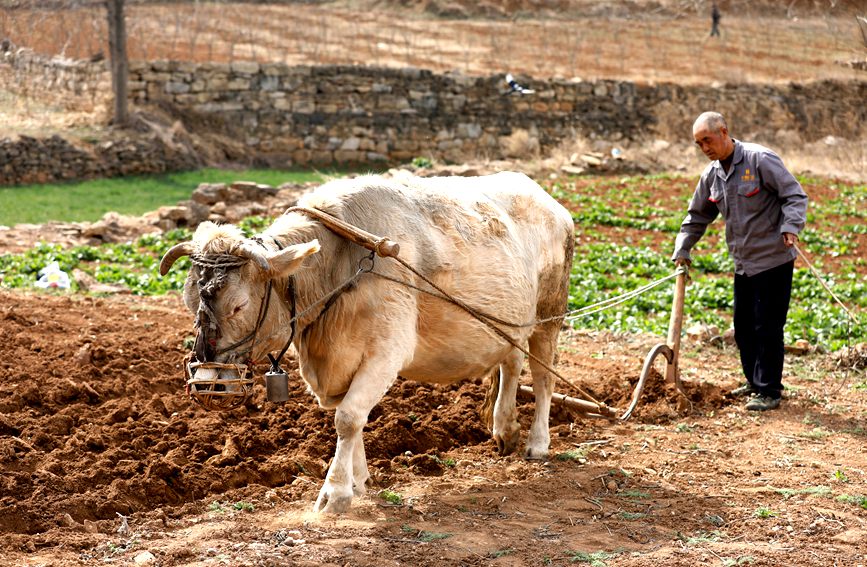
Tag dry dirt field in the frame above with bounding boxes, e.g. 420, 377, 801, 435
2, 1, 864, 87
1, 285, 865, 567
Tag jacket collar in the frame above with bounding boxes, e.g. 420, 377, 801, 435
711, 138, 742, 178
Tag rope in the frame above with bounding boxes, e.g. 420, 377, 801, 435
564, 268, 686, 322
794, 244, 859, 323
238, 256, 374, 360
191, 253, 248, 270
794, 243, 860, 397
372, 266, 685, 328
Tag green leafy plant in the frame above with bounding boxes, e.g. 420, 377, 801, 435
556, 448, 588, 462
380, 489, 403, 505
753, 507, 778, 518
432, 454, 456, 467
772, 486, 831, 499
566, 550, 620, 566
677, 530, 725, 545
836, 494, 867, 509
618, 490, 650, 500
401, 525, 451, 542
722, 556, 755, 566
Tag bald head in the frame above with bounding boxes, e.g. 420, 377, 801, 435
692, 111, 733, 162
693, 111, 728, 134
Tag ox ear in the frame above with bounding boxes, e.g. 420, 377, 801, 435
266, 239, 321, 278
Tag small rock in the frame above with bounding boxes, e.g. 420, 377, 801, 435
785, 339, 811, 355
133, 550, 156, 564
74, 343, 93, 366
686, 323, 719, 343
83, 519, 100, 533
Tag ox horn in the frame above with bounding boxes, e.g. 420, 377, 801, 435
233, 242, 271, 273
159, 242, 194, 276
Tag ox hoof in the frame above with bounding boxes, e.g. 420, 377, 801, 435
493, 429, 520, 456
314, 489, 353, 514
523, 446, 549, 461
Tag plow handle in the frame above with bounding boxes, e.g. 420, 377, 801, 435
665, 268, 688, 384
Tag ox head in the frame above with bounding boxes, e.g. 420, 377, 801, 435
160, 222, 320, 403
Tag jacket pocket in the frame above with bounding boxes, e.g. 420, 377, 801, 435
737, 184, 760, 198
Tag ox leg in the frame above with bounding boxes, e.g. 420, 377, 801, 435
525, 325, 557, 460
492, 347, 522, 456
352, 435, 370, 496
314, 359, 400, 514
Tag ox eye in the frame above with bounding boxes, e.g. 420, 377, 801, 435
228, 302, 248, 319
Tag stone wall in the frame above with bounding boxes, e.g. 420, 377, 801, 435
0, 133, 200, 186
1, 48, 109, 112
2, 47, 865, 180
126, 60, 866, 166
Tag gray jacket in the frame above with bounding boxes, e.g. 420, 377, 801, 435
673, 140, 808, 276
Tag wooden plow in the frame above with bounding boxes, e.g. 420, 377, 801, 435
518, 266, 691, 421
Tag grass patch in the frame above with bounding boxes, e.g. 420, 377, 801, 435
722, 557, 756, 566
772, 485, 831, 499
677, 530, 725, 545
566, 550, 620, 566
0, 167, 333, 225
380, 489, 403, 505
556, 448, 589, 462
797, 427, 833, 440
836, 494, 867, 510
618, 490, 650, 500
753, 506, 778, 519
400, 525, 451, 542
232, 501, 254, 512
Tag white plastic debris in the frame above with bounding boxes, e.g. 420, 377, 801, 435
35, 261, 71, 289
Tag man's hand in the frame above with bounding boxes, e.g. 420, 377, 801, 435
674, 257, 692, 267
782, 232, 798, 248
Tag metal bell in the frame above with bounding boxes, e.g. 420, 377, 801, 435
265, 369, 289, 403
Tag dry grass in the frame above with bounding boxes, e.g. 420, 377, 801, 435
1, 3, 863, 84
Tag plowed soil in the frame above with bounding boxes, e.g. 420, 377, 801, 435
1, 286, 865, 566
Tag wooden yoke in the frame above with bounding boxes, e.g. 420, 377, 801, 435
665, 267, 688, 384
287, 206, 401, 258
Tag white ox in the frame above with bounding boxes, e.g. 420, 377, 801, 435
160, 172, 574, 513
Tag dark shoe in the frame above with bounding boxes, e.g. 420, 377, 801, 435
745, 394, 781, 411
730, 384, 756, 397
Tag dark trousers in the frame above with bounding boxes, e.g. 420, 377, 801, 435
733, 260, 794, 399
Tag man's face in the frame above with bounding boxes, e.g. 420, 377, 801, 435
693, 122, 730, 161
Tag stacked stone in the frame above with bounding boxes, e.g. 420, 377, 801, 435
0, 134, 199, 186
1, 48, 109, 111
2, 49, 865, 177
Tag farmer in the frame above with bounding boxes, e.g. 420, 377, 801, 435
672, 111, 808, 411
710, 2, 721, 37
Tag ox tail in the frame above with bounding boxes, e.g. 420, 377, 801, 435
480, 366, 500, 432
